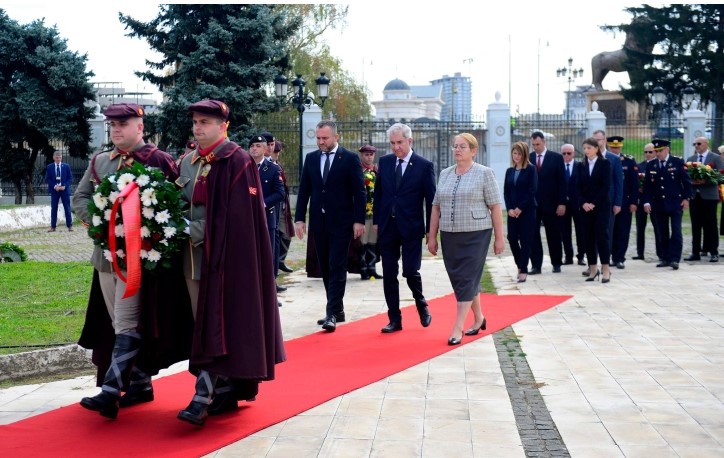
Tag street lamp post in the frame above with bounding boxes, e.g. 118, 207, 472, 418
556, 57, 583, 124
651, 85, 695, 142
274, 72, 331, 180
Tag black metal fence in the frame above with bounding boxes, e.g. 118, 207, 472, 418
5, 114, 721, 199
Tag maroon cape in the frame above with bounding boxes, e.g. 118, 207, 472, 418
190, 142, 286, 384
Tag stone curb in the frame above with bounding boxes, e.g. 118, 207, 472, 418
0, 345, 94, 382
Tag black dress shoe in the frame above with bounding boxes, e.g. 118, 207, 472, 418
417, 303, 432, 327
276, 284, 287, 292
447, 335, 463, 346
581, 268, 590, 276
563, 258, 574, 265
360, 273, 370, 280
684, 255, 701, 261
632, 255, 644, 260
552, 265, 561, 273
317, 312, 345, 325
368, 270, 383, 279
279, 263, 293, 273
528, 267, 541, 275
656, 261, 670, 268
577, 259, 586, 265
381, 322, 402, 333
321, 316, 336, 332
464, 318, 487, 336
670, 262, 679, 270
710, 254, 719, 262
615, 262, 625, 269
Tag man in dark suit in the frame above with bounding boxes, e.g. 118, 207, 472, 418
45, 151, 73, 232
633, 144, 661, 261
373, 123, 436, 333
529, 131, 566, 274
558, 144, 585, 265
685, 136, 723, 262
295, 120, 366, 332
643, 139, 692, 270
607, 136, 640, 269
249, 135, 286, 291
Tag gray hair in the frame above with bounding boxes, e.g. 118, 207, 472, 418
386, 123, 412, 140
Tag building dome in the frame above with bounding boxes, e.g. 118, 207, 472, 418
383, 78, 410, 91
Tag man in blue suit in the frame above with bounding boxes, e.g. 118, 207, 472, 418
45, 151, 73, 231
295, 120, 366, 332
643, 139, 692, 270
249, 135, 286, 288
373, 123, 436, 333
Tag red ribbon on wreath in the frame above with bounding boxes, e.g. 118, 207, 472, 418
108, 182, 142, 298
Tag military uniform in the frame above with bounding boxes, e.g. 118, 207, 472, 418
642, 139, 692, 268
634, 159, 662, 260
73, 103, 185, 419
253, 139, 286, 278
611, 150, 639, 267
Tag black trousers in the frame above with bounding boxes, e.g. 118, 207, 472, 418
653, 207, 683, 263
635, 206, 661, 258
530, 208, 563, 269
582, 205, 611, 266
379, 219, 425, 324
611, 209, 634, 263
311, 223, 352, 318
689, 194, 720, 255
508, 207, 536, 272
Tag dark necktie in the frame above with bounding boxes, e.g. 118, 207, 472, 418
698, 154, 704, 163
395, 158, 403, 189
322, 152, 331, 184
56, 164, 60, 177
660, 160, 665, 169
566, 163, 571, 180
536, 154, 542, 172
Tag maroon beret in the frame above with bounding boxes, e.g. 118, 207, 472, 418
187, 100, 230, 120
104, 103, 144, 120
359, 145, 377, 154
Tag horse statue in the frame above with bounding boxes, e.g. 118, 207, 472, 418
591, 16, 656, 91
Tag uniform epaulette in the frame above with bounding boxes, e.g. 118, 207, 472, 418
625, 154, 634, 160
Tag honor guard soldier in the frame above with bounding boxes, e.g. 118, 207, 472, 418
642, 139, 692, 270
73, 103, 185, 419
607, 136, 639, 269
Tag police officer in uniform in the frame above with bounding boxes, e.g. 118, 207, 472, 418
642, 139, 692, 270
249, 135, 286, 288
633, 144, 662, 261
608, 136, 639, 269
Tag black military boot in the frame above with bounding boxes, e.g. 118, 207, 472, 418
207, 375, 239, 416
80, 333, 141, 419
366, 244, 383, 279
178, 370, 217, 426
119, 367, 154, 407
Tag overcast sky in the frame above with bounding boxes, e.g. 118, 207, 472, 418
3, 2, 662, 117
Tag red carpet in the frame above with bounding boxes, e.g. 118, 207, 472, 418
1, 293, 569, 457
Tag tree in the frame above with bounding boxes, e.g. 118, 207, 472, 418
119, 4, 303, 150
603, 5, 724, 145
277, 4, 371, 121
0, 10, 96, 204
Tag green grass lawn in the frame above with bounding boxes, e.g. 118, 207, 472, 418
0, 261, 92, 355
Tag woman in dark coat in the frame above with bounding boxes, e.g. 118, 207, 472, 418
576, 137, 612, 283
503, 141, 538, 282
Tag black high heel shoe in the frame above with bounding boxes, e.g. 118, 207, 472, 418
447, 334, 464, 345
517, 273, 527, 283
601, 271, 611, 283
585, 270, 600, 282
464, 318, 487, 336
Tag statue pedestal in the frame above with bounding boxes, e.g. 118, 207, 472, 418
585, 90, 646, 124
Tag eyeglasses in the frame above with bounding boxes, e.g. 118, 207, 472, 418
561, 152, 574, 155
693, 142, 703, 146
644, 150, 655, 154
451, 144, 469, 151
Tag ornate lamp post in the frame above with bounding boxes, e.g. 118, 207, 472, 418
651, 84, 695, 142
274, 72, 331, 179
556, 57, 583, 123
